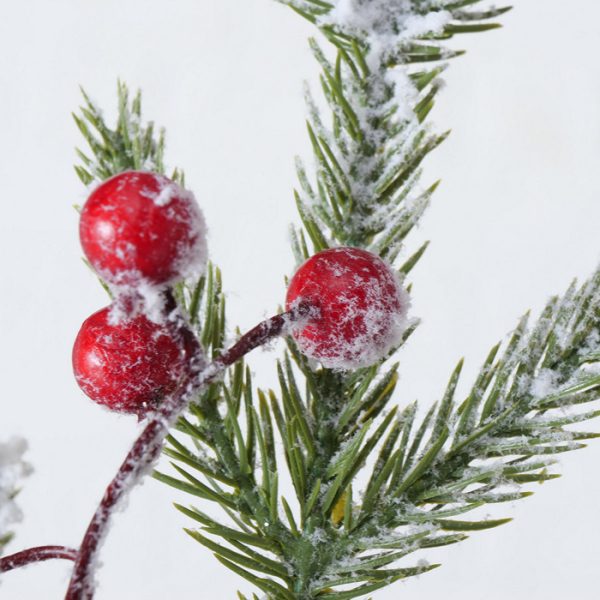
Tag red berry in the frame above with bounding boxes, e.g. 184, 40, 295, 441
285, 247, 409, 369
79, 171, 207, 286
72, 306, 198, 415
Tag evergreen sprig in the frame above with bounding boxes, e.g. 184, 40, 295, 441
0, 440, 30, 561
73, 81, 183, 186
283, 0, 511, 261
70, 2, 600, 599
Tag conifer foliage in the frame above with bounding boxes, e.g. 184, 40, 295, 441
0, 439, 30, 558
68, 2, 600, 599
2, 2, 599, 599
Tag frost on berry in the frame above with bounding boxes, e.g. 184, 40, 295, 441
72, 306, 200, 416
79, 171, 208, 289
286, 247, 410, 369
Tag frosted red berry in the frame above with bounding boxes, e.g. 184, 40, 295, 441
72, 306, 198, 415
79, 171, 207, 286
285, 247, 409, 369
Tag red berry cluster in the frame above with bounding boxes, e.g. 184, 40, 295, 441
72, 171, 206, 416
286, 247, 409, 369
72, 172, 406, 411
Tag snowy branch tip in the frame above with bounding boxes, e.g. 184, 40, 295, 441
0, 438, 32, 542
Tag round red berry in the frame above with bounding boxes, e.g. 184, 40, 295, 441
79, 171, 207, 286
72, 306, 198, 415
285, 247, 409, 369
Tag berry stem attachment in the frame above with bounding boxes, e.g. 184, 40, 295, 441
0, 546, 78, 573
64, 302, 314, 600
213, 300, 314, 369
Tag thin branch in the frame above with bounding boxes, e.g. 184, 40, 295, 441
214, 301, 314, 369
0, 546, 78, 573
64, 303, 312, 600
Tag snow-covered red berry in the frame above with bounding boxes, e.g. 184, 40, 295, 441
285, 247, 409, 369
79, 171, 207, 286
72, 306, 198, 416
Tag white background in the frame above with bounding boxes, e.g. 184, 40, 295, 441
1, 1, 600, 598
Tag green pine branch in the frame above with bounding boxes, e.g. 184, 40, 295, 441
0, 447, 29, 558
285, 0, 511, 261
320, 268, 600, 581
0, 489, 16, 556
71, 3, 600, 600
73, 80, 183, 186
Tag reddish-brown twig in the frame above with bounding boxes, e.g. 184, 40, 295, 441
0, 546, 78, 573
64, 303, 312, 599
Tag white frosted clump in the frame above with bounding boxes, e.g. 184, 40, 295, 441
108, 281, 177, 326
383, 68, 420, 121
319, 0, 451, 121
529, 368, 560, 400
144, 181, 180, 207
310, 528, 328, 544
0, 437, 31, 540
579, 328, 600, 372
306, 1, 452, 219
403, 9, 452, 40
172, 188, 209, 283
321, 0, 451, 70
324, 0, 449, 38
308, 279, 411, 370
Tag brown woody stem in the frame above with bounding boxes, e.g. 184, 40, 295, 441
0, 546, 78, 572
64, 303, 312, 599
